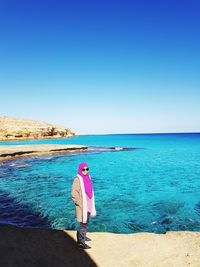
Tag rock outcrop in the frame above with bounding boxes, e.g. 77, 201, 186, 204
0, 144, 88, 161
0, 116, 75, 141
1, 224, 200, 267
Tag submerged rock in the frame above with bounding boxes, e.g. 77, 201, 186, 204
88, 146, 142, 153
194, 201, 200, 214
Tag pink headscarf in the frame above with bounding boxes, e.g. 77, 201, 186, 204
78, 162, 93, 199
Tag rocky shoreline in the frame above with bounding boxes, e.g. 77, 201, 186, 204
0, 224, 200, 267
0, 144, 88, 161
0, 116, 75, 141
0, 144, 140, 162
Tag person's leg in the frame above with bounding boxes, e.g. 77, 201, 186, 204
77, 213, 92, 249
77, 222, 87, 244
85, 212, 91, 239
77, 212, 90, 244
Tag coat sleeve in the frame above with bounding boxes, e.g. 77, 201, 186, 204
71, 176, 82, 207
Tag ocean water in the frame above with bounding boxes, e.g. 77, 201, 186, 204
0, 133, 200, 234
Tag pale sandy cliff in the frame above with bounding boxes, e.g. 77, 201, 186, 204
0, 116, 75, 140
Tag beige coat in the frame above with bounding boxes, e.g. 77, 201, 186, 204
71, 176, 83, 222
71, 175, 96, 223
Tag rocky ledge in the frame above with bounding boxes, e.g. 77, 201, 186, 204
0, 144, 88, 161
0, 116, 75, 141
1, 224, 200, 267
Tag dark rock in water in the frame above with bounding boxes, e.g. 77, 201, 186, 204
0, 191, 50, 228
88, 146, 142, 153
126, 220, 147, 232
161, 217, 172, 225
65, 222, 76, 230
194, 201, 200, 214
152, 200, 184, 215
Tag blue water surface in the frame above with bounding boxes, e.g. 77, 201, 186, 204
0, 133, 200, 233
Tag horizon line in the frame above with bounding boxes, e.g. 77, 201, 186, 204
76, 131, 200, 136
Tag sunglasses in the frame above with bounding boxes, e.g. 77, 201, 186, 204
82, 168, 89, 171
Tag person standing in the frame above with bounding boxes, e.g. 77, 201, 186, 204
71, 162, 96, 249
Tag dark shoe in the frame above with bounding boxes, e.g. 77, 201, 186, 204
85, 236, 92, 241
78, 242, 91, 250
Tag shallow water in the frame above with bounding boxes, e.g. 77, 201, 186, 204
0, 133, 200, 233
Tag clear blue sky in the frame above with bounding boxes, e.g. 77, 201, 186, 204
0, 0, 199, 134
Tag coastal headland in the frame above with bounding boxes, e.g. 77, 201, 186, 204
0, 116, 75, 141
0, 224, 200, 267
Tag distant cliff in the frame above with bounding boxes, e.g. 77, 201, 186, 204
0, 116, 75, 141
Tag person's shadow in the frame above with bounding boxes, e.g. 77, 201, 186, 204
0, 224, 97, 267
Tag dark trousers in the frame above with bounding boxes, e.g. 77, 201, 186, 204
77, 212, 90, 244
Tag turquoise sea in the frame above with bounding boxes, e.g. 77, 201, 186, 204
0, 133, 200, 234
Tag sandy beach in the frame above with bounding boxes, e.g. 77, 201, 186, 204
1, 224, 200, 267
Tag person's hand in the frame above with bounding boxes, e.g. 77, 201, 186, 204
75, 202, 79, 206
